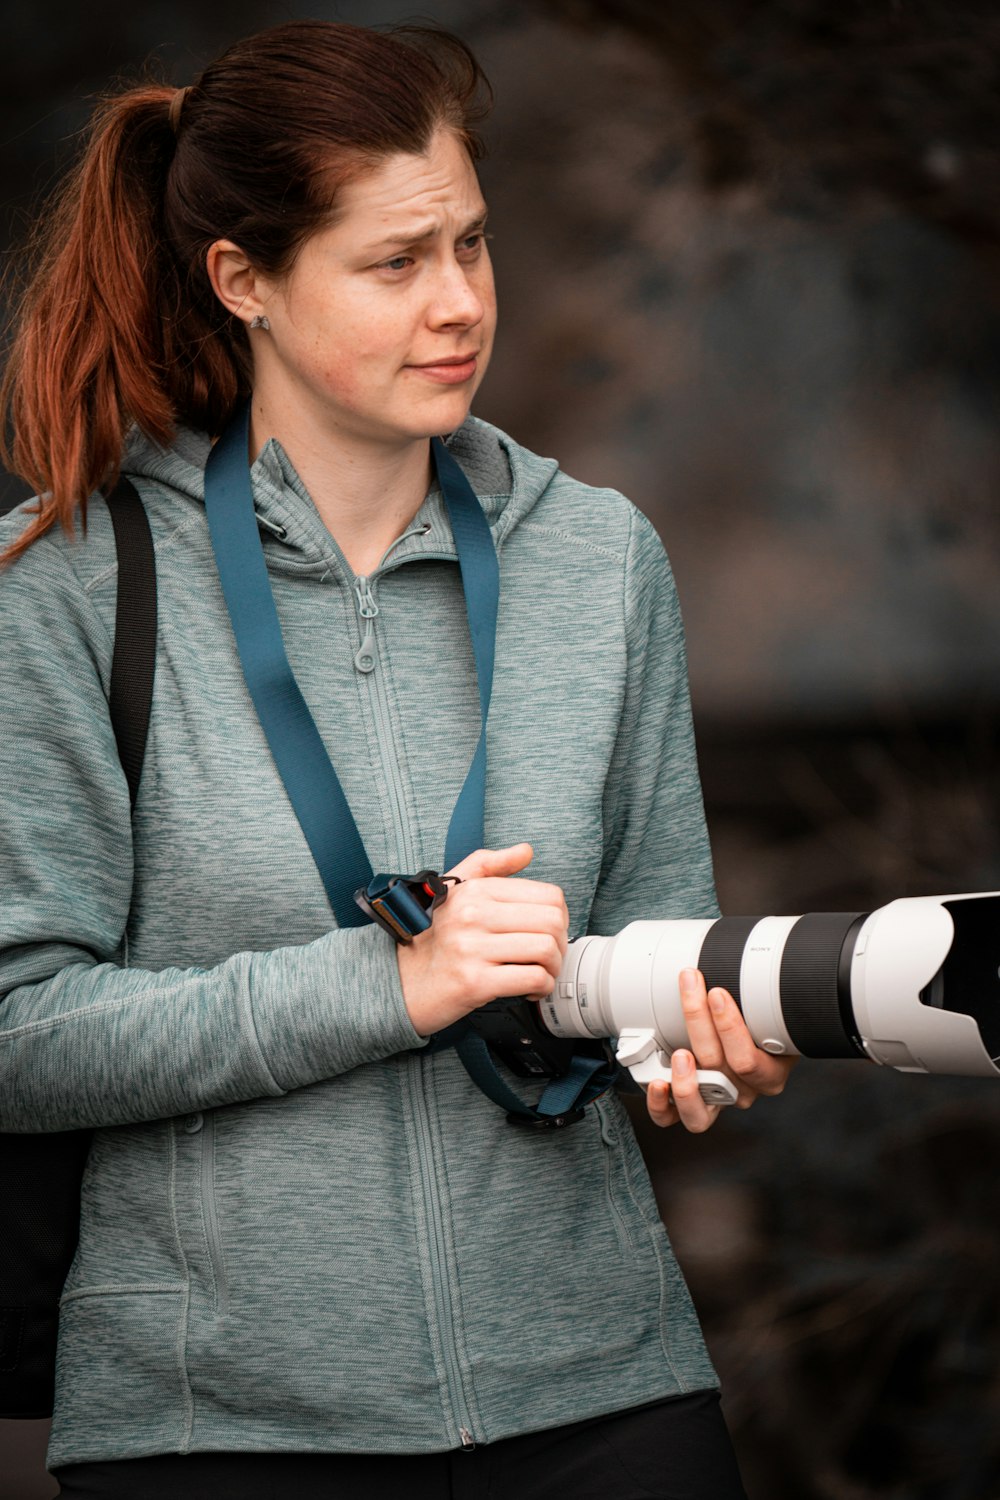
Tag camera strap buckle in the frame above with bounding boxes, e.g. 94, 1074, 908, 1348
448, 1028, 618, 1129
356, 873, 617, 1130
354, 869, 461, 944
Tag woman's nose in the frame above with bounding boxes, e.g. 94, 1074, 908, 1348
427, 259, 487, 329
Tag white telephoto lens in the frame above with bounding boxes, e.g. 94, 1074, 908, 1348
544, 892, 1000, 1084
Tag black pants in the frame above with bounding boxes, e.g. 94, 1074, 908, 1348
52, 1391, 747, 1500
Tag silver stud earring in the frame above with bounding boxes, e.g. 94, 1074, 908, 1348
250, 314, 271, 331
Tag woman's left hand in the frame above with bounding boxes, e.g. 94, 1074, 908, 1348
646, 967, 796, 1131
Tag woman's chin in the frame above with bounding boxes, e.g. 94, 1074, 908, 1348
404, 392, 479, 439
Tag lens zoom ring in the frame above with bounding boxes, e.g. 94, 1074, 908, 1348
697, 917, 760, 1013
781, 912, 866, 1058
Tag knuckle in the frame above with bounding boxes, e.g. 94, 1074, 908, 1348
713, 1010, 740, 1033
453, 927, 479, 959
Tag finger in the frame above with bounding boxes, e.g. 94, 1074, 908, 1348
480, 931, 566, 975
646, 1079, 680, 1128
678, 969, 727, 1071
473, 876, 568, 911
471, 902, 569, 941
668, 1049, 722, 1134
447, 843, 534, 881
706, 987, 794, 1097
475, 963, 559, 999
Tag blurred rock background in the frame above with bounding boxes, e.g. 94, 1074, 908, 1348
2, 3, 998, 1497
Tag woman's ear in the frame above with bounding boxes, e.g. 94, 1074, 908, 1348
206, 240, 270, 327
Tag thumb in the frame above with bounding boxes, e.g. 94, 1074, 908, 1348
447, 842, 534, 881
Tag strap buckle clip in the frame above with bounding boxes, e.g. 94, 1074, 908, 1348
354, 869, 461, 944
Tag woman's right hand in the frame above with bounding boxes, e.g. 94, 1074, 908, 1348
396, 843, 570, 1037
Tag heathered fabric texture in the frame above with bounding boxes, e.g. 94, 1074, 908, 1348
0, 415, 720, 1467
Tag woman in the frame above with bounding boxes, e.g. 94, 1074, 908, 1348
0, 20, 792, 1499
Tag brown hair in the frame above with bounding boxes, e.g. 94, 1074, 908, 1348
0, 21, 491, 560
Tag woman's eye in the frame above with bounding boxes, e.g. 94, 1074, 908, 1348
459, 233, 490, 256
376, 234, 490, 272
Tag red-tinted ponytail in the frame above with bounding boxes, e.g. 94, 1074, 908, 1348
0, 22, 491, 561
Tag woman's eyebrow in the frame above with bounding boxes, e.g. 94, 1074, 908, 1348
365, 211, 489, 254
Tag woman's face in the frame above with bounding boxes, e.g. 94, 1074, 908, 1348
248, 127, 496, 449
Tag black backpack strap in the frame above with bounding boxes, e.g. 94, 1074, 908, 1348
0, 481, 156, 1422
103, 477, 157, 809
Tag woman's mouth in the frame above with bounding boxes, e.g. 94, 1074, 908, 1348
408, 354, 478, 384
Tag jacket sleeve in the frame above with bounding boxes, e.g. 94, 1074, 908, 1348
587, 505, 719, 935
0, 535, 425, 1134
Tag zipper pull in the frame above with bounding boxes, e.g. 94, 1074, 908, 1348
459, 1427, 476, 1450
355, 629, 375, 673
354, 575, 378, 620
353, 575, 378, 674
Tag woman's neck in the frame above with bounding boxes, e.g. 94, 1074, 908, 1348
248, 394, 435, 577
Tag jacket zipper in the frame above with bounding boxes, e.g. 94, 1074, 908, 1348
252, 499, 479, 1436
350, 527, 477, 1447
200, 1112, 229, 1314
352, 576, 379, 673
350, 524, 430, 861
404, 1062, 478, 1447
349, 522, 430, 675
357, 577, 409, 866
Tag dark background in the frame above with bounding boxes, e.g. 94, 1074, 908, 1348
2, 3, 999, 1497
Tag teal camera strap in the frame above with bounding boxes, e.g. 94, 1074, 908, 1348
203, 404, 612, 1125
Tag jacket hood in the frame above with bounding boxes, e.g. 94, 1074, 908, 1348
122, 414, 560, 572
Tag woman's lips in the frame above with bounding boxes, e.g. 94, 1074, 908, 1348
409, 356, 478, 384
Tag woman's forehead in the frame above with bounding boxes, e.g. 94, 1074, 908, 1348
336, 129, 486, 248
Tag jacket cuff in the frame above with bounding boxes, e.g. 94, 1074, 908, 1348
248, 923, 428, 1091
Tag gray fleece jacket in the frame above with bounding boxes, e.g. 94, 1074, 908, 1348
0, 414, 719, 1467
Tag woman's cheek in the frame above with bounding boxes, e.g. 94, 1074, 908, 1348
308, 345, 371, 407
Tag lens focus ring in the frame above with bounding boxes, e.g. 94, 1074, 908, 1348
781, 912, 868, 1058
697, 917, 759, 1013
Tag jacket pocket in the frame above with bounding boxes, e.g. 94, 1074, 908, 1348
594, 1096, 643, 1258
51, 1287, 187, 1465
190, 1110, 229, 1315
201, 1112, 229, 1314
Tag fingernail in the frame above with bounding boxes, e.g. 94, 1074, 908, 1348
673, 1051, 692, 1075
679, 968, 697, 991
709, 989, 726, 1015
